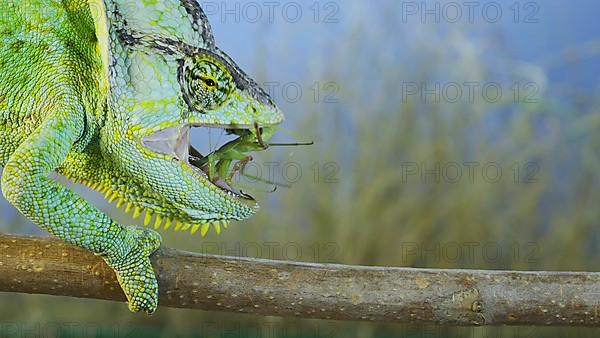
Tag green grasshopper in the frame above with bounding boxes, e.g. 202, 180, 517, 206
190, 125, 312, 191
190, 125, 276, 188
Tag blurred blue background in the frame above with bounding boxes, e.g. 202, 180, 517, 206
2, 0, 600, 337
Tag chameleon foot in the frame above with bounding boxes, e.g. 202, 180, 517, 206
132, 226, 162, 253
104, 226, 162, 314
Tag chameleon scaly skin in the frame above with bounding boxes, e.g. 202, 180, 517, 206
0, 0, 284, 314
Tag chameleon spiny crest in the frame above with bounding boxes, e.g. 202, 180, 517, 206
0, 0, 284, 314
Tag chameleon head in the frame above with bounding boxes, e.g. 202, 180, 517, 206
106, 44, 284, 232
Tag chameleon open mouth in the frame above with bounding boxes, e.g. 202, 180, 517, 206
141, 123, 260, 201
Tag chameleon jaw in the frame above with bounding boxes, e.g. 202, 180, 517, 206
140, 124, 255, 202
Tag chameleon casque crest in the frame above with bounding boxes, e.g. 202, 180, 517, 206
0, 0, 284, 313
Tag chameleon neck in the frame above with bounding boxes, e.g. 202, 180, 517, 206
101, 0, 214, 49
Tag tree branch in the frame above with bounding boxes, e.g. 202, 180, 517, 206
0, 233, 599, 326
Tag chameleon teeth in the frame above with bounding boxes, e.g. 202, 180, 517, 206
190, 224, 200, 235
115, 197, 125, 208
182, 223, 192, 232
125, 202, 133, 213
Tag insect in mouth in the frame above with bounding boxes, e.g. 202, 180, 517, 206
189, 124, 314, 193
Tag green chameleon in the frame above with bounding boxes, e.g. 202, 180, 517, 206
0, 0, 284, 314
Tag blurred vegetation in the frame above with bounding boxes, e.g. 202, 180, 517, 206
1, 1, 600, 337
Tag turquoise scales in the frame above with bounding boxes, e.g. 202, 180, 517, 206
0, 0, 284, 314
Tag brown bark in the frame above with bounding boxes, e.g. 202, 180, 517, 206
0, 233, 599, 326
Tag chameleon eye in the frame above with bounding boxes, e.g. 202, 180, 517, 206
179, 56, 233, 112
204, 78, 216, 88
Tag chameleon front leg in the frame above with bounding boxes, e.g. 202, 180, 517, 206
0, 106, 160, 314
